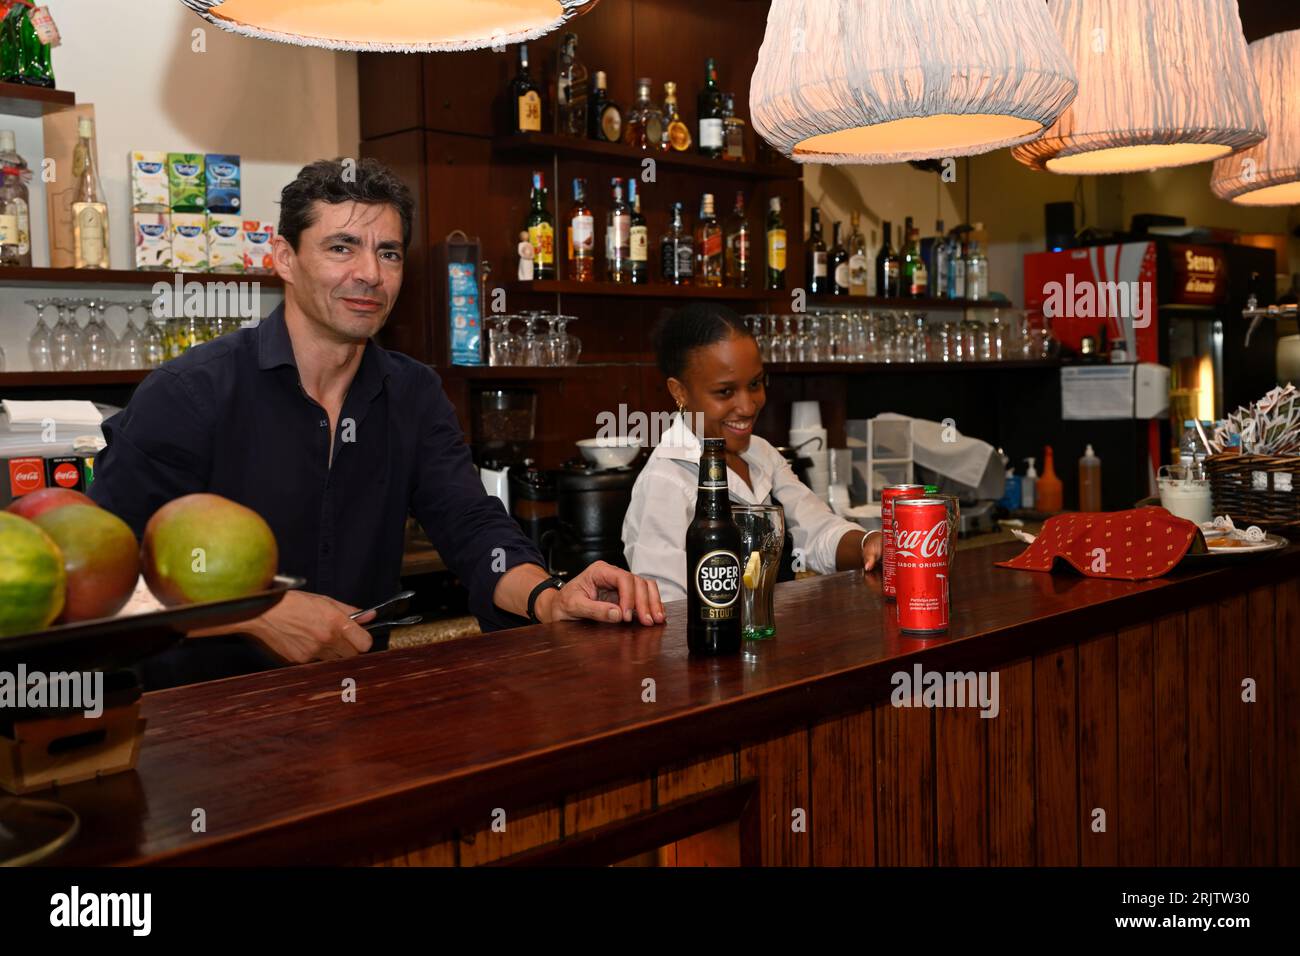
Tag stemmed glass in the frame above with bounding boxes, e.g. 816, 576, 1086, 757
115, 301, 148, 370
543, 313, 563, 366
142, 298, 168, 368
522, 312, 549, 367
556, 315, 581, 365
26, 299, 53, 372
82, 296, 117, 371
49, 297, 82, 372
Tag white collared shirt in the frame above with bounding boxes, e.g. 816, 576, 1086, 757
622, 413, 869, 603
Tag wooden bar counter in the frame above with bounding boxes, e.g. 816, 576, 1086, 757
46, 542, 1300, 867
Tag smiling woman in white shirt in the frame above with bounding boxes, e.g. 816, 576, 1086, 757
622, 303, 882, 604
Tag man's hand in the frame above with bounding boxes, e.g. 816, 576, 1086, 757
862, 530, 883, 572
238, 591, 376, 664
539, 561, 665, 626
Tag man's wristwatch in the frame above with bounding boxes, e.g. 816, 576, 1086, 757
527, 575, 563, 624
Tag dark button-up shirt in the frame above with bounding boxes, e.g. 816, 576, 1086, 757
91, 304, 544, 643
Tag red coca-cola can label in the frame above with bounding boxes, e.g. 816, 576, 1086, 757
8, 457, 47, 498
893, 498, 951, 634
881, 484, 925, 599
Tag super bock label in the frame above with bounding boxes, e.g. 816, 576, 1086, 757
694, 549, 740, 612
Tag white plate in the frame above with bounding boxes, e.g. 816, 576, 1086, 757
1194, 533, 1289, 556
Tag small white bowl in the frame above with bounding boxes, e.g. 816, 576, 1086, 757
578, 437, 641, 469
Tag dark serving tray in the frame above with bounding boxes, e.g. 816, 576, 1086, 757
0, 575, 304, 673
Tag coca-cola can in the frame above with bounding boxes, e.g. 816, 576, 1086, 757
892, 498, 952, 634
881, 483, 925, 599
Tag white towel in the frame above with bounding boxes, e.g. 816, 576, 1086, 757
2, 399, 104, 430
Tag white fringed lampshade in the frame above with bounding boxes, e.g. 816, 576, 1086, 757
1012, 0, 1266, 174
1210, 30, 1300, 206
749, 0, 1078, 165
179, 0, 601, 52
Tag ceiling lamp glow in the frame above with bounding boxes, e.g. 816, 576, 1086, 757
749, 0, 1078, 165
179, 0, 601, 52
1210, 30, 1300, 207
1012, 0, 1266, 175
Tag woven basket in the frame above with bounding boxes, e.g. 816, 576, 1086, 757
1204, 453, 1300, 532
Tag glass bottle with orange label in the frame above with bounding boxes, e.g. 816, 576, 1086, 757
661, 82, 691, 152
765, 197, 786, 290
510, 44, 543, 134
525, 171, 554, 280
695, 192, 723, 288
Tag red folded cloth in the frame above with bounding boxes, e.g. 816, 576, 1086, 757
996, 506, 1201, 580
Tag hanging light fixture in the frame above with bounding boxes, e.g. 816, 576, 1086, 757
1012, 0, 1266, 175
749, 0, 1078, 165
1210, 30, 1300, 206
178, 0, 601, 52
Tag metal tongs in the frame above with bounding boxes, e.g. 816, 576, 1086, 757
349, 590, 418, 630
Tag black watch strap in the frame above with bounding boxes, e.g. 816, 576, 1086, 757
527, 575, 563, 624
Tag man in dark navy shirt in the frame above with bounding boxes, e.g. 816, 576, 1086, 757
91, 158, 663, 687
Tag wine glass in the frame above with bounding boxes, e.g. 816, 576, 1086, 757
25, 299, 53, 372
543, 313, 563, 366
557, 316, 581, 366
82, 296, 118, 371
49, 297, 82, 372
115, 301, 147, 370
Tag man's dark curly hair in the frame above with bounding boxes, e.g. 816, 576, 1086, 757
277, 157, 415, 251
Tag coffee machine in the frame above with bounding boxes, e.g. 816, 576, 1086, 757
471, 388, 537, 512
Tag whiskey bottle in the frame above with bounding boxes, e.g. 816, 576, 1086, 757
877, 221, 900, 298
902, 218, 927, 298
765, 197, 786, 291
696, 58, 724, 158
628, 178, 649, 284
72, 118, 109, 270
567, 176, 594, 282
605, 177, 632, 283
510, 43, 543, 134
588, 71, 623, 143
695, 192, 723, 288
555, 33, 588, 138
724, 190, 750, 288
722, 94, 746, 162
525, 171, 554, 280
806, 206, 827, 296
829, 221, 849, 296
661, 201, 694, 285
623, 77, 664, 150
0, 130, 32, 267
847, 211, 868, 296
661, 81, 692, 152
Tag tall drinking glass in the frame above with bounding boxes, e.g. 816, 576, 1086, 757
731, 503, 785, 640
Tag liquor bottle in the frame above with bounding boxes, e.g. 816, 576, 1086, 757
866, 229, 878, 296
964, 224, 989, 300
509, 43, 543, 134
661, 200, 694, 285
0, 129, 32, 267
1, 3, 54, 88
722, 94, 746, 162
931, 219, 949, 299
567, 176, 594, 282
765, 197, 786, 291
661, 81, 692, 152
724, 190, 750, 289
525, 171, 555, 280
696, 58, 724, 158
687, 437, 742, 656
878, 222, 900, 297
628, 178, 649, 284
605, 177, 631, 283
588, 71, 622, 142
695, 192, 723, 288
904, 220, 927, 298
806, 206, 827, 296
623, 77, 664, 150
847, 211, 868, 296
555, 33, 588, 138
71, 118, 109, 270
829, 221, 849, 296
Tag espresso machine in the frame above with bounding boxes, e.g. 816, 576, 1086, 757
472, 388, 537, 512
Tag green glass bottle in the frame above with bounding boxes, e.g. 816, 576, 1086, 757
0, 5, 23, 84
21, 5, 55, 88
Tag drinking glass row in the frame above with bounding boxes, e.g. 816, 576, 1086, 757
486, 312, 582, 367
22, 297, 242, 373
742, 309, 1057, 364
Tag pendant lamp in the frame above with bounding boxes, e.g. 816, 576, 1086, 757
749, 0, 1078, 165
179, 0, 601, 52
1012, 0, 1266, 174
1210, 30, 1300, 206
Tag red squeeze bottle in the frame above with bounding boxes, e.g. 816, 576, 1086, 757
1037, 446, 1064, 513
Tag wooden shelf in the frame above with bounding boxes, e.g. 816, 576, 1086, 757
0, 267, 284, 289
808, 295, 1003, 310
438, 362, 652, 380
766, 359, 1060, 374
493, 132, 802, 180
507, 279, 779, 301
0, 81, 75, 118
0, 370, 151, 387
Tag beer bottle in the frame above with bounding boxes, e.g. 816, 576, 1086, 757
687, 438, 742, 655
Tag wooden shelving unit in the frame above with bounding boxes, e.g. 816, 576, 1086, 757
0, 80, 74, 118
766, 359, 1060, 374
0, 267, 283, 289
439, 363, 653, 380
507, 279, 778, 301
0, 370, 150, 387
808, 294, 1002, 310
493, 132, 802, 180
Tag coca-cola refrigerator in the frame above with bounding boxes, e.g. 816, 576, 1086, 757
1024, 239, 1276, 503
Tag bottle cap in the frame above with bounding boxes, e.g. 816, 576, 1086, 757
769, 196, 781, 211
0, 130, 14, 152
595, 70, 607, 88
1025, 456, 1038, 476
664, 81, 677, 96
1084, 444, 1096, 457
78, 118, 94, 138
